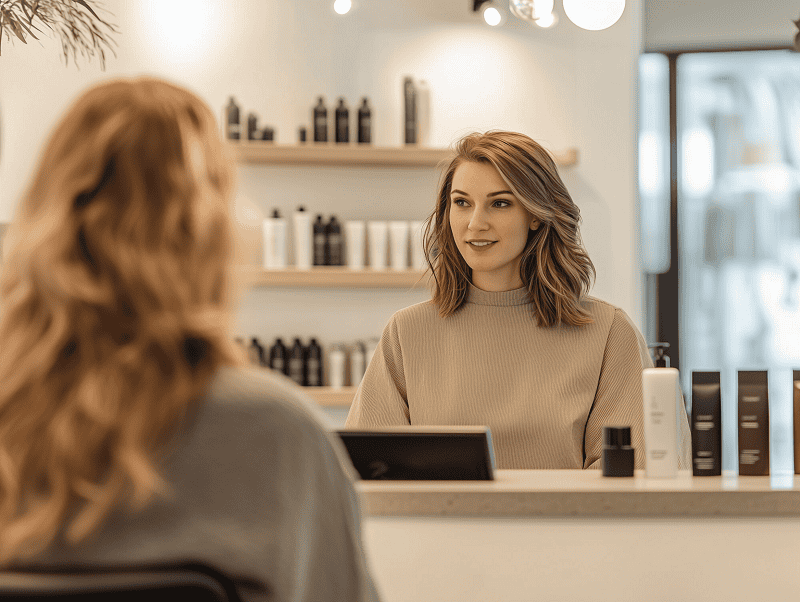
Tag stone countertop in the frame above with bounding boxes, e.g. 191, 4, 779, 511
356, 469, 800, 518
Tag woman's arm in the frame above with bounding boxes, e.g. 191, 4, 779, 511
583, 308, 692, 470
345, 315, 411, 427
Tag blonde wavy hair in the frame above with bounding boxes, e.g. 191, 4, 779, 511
423, 130, 596, 326
0, 76, 246, 563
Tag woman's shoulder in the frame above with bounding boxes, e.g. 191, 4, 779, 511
200, 364, 335, 435
387, 299, 440, 331
579, 295, 620, 326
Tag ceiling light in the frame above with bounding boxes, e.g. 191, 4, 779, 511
473, 0, 507, 27
333, 0, 352, 15
562, 0, 625, 31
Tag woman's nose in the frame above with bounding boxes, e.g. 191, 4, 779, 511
468, 208, 490, 231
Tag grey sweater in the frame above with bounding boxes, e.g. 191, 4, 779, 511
346, 284, 691, 470
20, 365, 381, 602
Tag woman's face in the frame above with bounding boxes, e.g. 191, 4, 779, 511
448, 161, 540, 292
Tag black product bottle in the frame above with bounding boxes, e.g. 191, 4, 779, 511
269, 338, 288, 375
313, 214, 326, 266
335, 98, 349, 143
225, 97, 241, 140
602, 426, 634, 477
248, 337, 265, 367
288, 338, 306, 386
313, 97, 328, 142
403, 77, 417, 144
247, 113, 259, 140
325, 215, 343, 266
306, 338, 323, 387
357, 98, 371, 144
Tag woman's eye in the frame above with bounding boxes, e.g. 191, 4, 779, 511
453, 198, 468, 207
494, 200, 510, 208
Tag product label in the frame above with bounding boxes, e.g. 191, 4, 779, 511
272, 358, 284, 372
289, 358, 303, 383
307, 359, 320, 385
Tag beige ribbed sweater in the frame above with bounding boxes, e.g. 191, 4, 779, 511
346, 284, 691, 470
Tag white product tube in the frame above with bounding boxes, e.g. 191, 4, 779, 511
367, 221, 388, 270
293, 207, 312, 269
272, 216, 287, 268
345, 220, 366, 270
328, 346, 346, 389
642, 367, 679, 478
388, 220, 409, 270
262, 218, 275, 269
409, 220, 426, 270
349, 342, 366, 386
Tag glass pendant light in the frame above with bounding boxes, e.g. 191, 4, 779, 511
562, 0, 625, 31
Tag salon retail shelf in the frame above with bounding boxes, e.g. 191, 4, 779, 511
303, 386, 356, 407
357, 469, 800, 518
236, 266, 429, 289
229, 142, 579, 168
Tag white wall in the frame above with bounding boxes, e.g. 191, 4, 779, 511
0, 0, 645, 348
644, 0, 797, 51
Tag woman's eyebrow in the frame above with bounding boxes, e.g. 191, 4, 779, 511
450, 189, 514, 197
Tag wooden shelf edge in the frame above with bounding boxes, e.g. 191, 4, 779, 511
304, 386, 356, 407
229, 143, 579, 168
236, 266, 430, 289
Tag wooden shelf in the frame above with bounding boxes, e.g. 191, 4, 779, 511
237, 266, 429, 289
229, 142, 579, 168
303, 386, 356, 407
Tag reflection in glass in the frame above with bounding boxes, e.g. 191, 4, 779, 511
675, 50, 800, 475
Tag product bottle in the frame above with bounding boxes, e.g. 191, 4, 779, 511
350, 341, 366, 386
738, 370, 770, 475
293, 206, 312, 269
268, 338, 288, 375
313, 96, 328, 143
602, 426, 634, 477
417, 79, 430, 146
225, 97, 241, 140
403, 76, 417, 145
247, 113, 259, 140
328, 345, 346, 389
357, 98, 371, 144
306, 338, 324, 387
313, 214, 326, 266
325, 215, 343, 266
248, 337, 265, 367
335, 98, 349, 143
298, 127, 307, 143
691, 371, 722, 476
642, 343, 679, 478
288, 338, 306, 386
263, 209, 287, 269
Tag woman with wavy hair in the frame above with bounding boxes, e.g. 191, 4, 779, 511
347, 130, 690, 470
0, 76, 380, 602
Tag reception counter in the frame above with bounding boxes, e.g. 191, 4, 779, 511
358, 470, 800, 602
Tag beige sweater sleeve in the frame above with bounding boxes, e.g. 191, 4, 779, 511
346, 315, 410, 427
584, 309, 691, 470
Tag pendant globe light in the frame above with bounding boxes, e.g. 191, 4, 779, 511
562, 0, 625, 31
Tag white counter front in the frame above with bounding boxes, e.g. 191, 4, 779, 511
358, 470, 800, 602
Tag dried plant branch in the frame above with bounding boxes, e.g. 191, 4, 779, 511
0, 0, 118, 69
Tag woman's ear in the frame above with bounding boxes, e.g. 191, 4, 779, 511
529, 217, 541, 231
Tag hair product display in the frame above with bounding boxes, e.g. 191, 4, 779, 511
325, 215, 343, 266
335, 98, 349, 143
691, 371, 722, 476
225, 96, 241, 140
642, 343, 679, 478
345, 220, 366, 270
367, 221, 388, 269
357, 98, 372, 144
601, 426, 634, 477
292, 206, 312, 269
313, 96, 328, 142
247, 113, 259, 140
388, 220, 409, 270
738, 370, 770, 475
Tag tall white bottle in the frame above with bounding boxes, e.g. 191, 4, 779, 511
641, 343, 679, 478
293, 205, 312, 269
